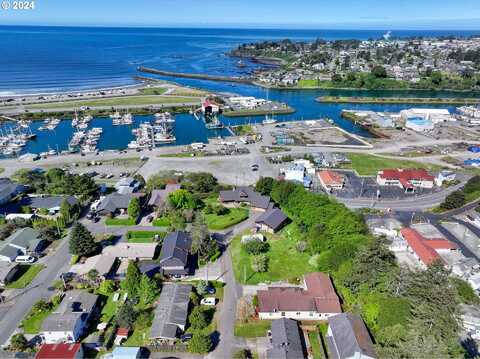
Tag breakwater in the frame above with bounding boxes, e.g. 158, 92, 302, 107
138, 67, 254, 85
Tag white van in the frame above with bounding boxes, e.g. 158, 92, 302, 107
15, 256, 37, 264
200, 297, 216, 306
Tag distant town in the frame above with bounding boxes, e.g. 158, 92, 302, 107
231, 35, 480, 90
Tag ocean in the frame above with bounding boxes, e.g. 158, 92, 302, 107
0, 26, 478, 155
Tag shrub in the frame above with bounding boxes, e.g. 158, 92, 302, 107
440, 190, 466, 210
189, 333, 212, 354
243, 240, 270, 255
196, 280, 209, 296
251, 254, 268, 273
189, 306, 209, 330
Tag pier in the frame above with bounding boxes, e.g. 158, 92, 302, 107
138, 67, 254, 85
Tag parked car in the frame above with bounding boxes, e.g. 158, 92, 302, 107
206, 286, 216, 295
200, 297, 216, 306
15, 255, 37, 264
86, 212, 95, 220
180, 333, 193, 342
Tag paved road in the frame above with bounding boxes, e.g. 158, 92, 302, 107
0, 238, 72, 346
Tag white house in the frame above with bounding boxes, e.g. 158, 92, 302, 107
435, 170, 456, 186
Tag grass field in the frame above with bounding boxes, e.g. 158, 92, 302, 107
205, 208, 249, 230
7, 264, 45, 289
152, 216, 171, 227
21, 298, 58, 334
230, 229, 315, 285
342, 153, 444, 176
27, 95, 201, 109
234, 320, 271, 338
138, 87, 168, 95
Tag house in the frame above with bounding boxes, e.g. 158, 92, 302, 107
267, 318, 306, 359
258, 272, 341, 320
255, 208, 288, 233
326, 313, 376, 359
317, 170, 345, 191
399, 228, 458, 269
115, 177, 141, 194
0, 244, 23, 262
219, 186, 272, 211
376, 169, 435, 192
41, 290, 99, 344
69, 254, 117, 279
24, 195, 78, 215
460, 304, 480, 340
35, 343, 84, 359
102, 243, 158, 260
150, 283, 191, 341
366, 217, 403, 239
148, 184, 182, 208
7, 227, 45, 254
159, 231, 192, 277
108, 346, 142, 359
281, 163, 307, 185
0, 178, 24, 205
435, 170, 456, 186
96, 193, 133, 216
0, 262, 20, 286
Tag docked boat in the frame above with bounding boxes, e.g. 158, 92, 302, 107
262, 115, 277, 125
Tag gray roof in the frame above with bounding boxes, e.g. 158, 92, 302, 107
0, 245, 22, 261
150, 283, 191, 340
148, 184, 182, 207
0, 178, 22, 202
0, 262, 19, 284
41, 290, 98, 332
26, 195, 78, 210
327, 313, 376, 359
159, 231, 191, 271
97, 193, 133, 214
267, 318, 305, 359
256, 208, 288, 231
7, 228, 43, 252
219, 186, 271, 209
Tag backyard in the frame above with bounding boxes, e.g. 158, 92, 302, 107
205, 207, 249, 230
126, 230, 166, 243
230, 227, 315, 285
234, 320, 271, 338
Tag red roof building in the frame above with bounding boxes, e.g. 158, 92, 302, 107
400, 228, 458, 268
257, 272, 341, 320
35, 343, 83, 359
317, 170, 345, 191
377, 169, 435, 192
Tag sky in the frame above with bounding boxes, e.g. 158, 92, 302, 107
1, 0, 480, 29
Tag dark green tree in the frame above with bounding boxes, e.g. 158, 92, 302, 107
116, 300, 137, 328
188, 333, 212, 354
189, 306, 209, 329
9, 333, 29, 352
69, 222, 97, 257
121, 261, 142, 301
371, 65, 387, 78
440, 190, 466, 210
127, 197, 141, 219
138, 274, 159, 307
255, 177, 275, 195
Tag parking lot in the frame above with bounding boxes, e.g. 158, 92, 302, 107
314, 170, 441, 200
442, 222, 480, 258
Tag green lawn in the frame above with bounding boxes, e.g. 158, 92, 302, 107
341, 153, 444, 176
7, 264, 45, 289
152, 217, 171, 227
230, 229, 315, 285
105, 218, 136, 226
21, 299, 58, 334
205, 208, 249, 230
126, 230, 166, 243
100, 291, 122, 323
27, 95, 201, 109
139, 87, 168, 95
234, 320, 271, 338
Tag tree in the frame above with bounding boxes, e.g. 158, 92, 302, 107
430, 71, 443, 85
98, 280, 116, 295
371, 65, 388, 78
191, 212, 218, 262
59, 199, 73, 224
168, 210, 186, 231
234, 349, 251, 359
270, 181, 297, 206
9, 333, 28, 352
189, 306, 209, 329
189, 333, 212, 354
251, 254, 268, 273
122, 261, 142, 301
69, 222, 98, 257
116, 301, 137, 329
331, 73, 342, 82
255, 177, 275, 195
137, 274, 158, 307
196, 280, 209, 295
185, 172, 218, 193
440, 190, 466, 210
87, 269, 99, 284
128, 197, 141, 219
243, 240, 270, 255
168, 189, 197, 209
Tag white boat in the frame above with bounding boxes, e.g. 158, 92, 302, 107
127, 141, 140, 149
262, 115, 277, 125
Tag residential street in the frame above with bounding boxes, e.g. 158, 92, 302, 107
0, 237, 72, 346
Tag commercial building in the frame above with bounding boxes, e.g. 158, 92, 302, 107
317, 170, 345, 191
404, 117, 435, 132
258, 272, 341, 320
376, 169, 435, 192
400, 108, 453, 124
399, 228, 458, 269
